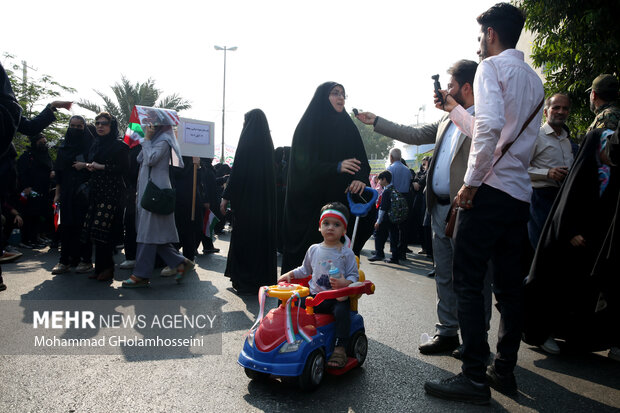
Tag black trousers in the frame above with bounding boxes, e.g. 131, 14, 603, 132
60, 224, 91, 266
453, 184, 529, 382
94, 242, 114, 275
374, 218, 399, 258
123, 189, 137, 261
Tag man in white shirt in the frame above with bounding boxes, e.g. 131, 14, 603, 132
357, 60, 493, 357
424, 3, 544, 404
528, 93, 573, 249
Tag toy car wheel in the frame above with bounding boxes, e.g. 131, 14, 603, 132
244, 368, 269, 381
348, 331, 368, 367
298, 349, 325, 390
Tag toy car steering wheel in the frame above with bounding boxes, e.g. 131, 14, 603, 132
267, 283, 310, 301
347, 187, 378, 217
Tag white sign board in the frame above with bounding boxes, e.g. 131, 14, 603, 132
177, 117, 215, 158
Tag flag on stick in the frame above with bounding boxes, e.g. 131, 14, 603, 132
202, 209, 220, 239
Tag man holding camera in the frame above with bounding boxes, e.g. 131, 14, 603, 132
423, 3, 544, 404
357, 59, 492, 358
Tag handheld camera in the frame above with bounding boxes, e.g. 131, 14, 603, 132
432, 74, 444, 105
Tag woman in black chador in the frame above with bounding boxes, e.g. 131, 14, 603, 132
219, 109, 277, 295
82, 112, 129, 281
523, 127, 619, 357
281, 82, 375, 273
51, 116, 93, 274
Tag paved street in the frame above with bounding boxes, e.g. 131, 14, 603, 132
1, 232, 619, 412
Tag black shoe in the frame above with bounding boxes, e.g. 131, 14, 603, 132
419, 334, 460, 354
384, 257, 399, 264
368, 255, 384, 262
202, 248, 220, 254
426, 269, 436, 278
452, 344, 463, 359
486, 365, 517, 396
424, 373, 490, 405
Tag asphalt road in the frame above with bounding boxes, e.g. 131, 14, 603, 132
1, 232, 619, 412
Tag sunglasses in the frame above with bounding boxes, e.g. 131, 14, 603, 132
95, 121, 111, 126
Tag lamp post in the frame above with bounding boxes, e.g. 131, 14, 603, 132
214, 45, 237, 164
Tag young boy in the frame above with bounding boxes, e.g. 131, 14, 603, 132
278, 201, 358, 368
368, 170, 399, 264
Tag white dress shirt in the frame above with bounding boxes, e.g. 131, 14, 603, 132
432, 105, 475, 198
528, 123, 574, 188
449, 49, 544, 203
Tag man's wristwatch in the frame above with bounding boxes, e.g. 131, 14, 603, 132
464, 184, 478, 189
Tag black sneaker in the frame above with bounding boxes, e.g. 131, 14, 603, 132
424, 373, 490, 405
419, 334, 460, 354
368, 255, 385, 262
486, 365, 518, 396
384, 257, 399, 264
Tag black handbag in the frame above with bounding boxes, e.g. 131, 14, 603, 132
140, 164, 176, 215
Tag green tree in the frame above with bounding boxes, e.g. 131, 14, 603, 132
350, 112, 394, 159
3, 53, 76, 156
517, 0, 620, 138
79, 76, 191, 131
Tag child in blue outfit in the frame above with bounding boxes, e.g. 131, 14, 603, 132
369, 170, 400, 264
279, 201, 358, 368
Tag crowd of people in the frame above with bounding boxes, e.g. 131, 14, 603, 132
0, 98, 229, 290
0, 1, 618, 405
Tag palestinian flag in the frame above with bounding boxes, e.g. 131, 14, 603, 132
202, 209, 220, 239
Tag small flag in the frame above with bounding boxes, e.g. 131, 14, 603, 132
53, 203, 60, 231
124, 122, 144, 148
202, 209, 220, 239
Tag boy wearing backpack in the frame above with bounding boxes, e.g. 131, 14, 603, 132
369, 170, 401, 264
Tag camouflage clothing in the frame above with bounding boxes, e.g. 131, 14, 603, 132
587, 102, 620, 133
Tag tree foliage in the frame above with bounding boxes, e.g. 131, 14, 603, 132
80, 76, 192, 131
350, 112, 394, 160
2, 53, 76, 156
517, 0, 620, 137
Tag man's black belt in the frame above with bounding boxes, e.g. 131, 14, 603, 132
436, 196, 451, 205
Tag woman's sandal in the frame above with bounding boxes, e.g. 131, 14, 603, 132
121, 275, 150, 288
175, 259, 195, 284
327, 349, 348, 369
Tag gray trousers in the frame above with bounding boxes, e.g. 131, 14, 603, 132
430, 202, 492, 337
134, 243, 186, 279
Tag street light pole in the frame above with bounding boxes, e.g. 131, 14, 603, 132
214, 45, 237, 164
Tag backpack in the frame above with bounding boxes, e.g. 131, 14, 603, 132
388, 188, 409, 224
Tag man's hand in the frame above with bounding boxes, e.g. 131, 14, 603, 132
50, 101, 73, 110
570, 235, 585, 247
547, 167, 569, 182
14, 215, 23, 227
374, 222, 379, 230
356, 111, 376, 125
346, 180, 366, 195
340, 158, 361, 175
434, 90, 458, 112
455, 184, 478, 209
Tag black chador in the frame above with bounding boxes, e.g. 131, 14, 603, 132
281, 82, 375, 273
223, 109, 277, 295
